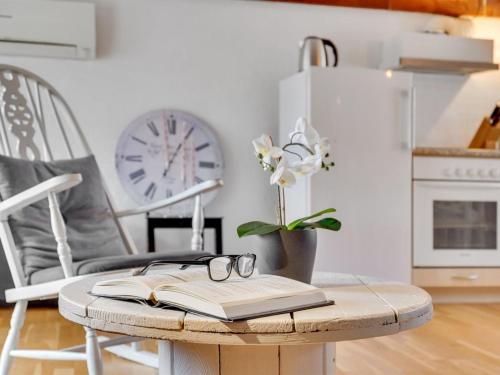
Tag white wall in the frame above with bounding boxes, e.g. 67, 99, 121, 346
3, 0, 500, 254
415, 17, 500, 147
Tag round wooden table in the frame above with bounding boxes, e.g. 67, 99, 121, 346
59, 272, 432, 375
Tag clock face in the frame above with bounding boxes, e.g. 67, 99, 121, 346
115, 109, 224, 216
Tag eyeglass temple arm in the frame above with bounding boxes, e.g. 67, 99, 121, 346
193, 255, 216, 261
135, 260, 209, 275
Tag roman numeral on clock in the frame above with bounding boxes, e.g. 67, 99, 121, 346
167, 116, 176, 135
194, 176, 204, 184
195, 142, 210, 152
147, 121, 159, 137
125, 155, 142, 162
129, 169, 146, 184
144, 182, 157, 200
199, 161, 215, 169
131, 136, 147, 145
166, 189, 173, 198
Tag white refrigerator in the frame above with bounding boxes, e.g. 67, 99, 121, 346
279, 67, 414, 282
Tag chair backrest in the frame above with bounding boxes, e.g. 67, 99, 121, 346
0, 65, 136, 272
0, 65, 91, 162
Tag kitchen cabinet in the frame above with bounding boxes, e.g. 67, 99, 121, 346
413, 268, 500, 288
280, 67, 413, 282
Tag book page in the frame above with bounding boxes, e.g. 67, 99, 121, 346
94, 266, 210, 290
155, 275, 319, 305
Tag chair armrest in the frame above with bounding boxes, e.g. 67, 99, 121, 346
0, 174, 82, 220
115, 179, 223, 218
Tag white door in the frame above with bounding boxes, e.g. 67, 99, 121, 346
414, 180, 500, 267
281, 67, 413, 282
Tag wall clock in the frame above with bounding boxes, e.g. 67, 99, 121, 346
115, 109, 224, 217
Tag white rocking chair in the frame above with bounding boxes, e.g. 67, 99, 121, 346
0, 65, 223, 375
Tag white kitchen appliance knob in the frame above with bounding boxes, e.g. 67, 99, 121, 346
455, 168, 464, 177
466, 168, 475, 177
478, 169, 487, 178
490, 169, 500, 178
443, 168, 453, 177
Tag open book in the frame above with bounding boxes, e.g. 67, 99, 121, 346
91, 267, 331, 321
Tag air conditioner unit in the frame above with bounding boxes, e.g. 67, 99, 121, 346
0, 0, 95, 59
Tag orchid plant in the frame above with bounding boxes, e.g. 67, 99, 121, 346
237, 118, 341, 237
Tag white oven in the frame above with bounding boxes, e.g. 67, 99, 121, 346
413, 156, 500, 267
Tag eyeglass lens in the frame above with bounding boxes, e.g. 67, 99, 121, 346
237, 255, 255, 278
209, 257, 233, 281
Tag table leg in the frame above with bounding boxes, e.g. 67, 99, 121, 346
158, 341, 174, 375
158, 341, 336, 375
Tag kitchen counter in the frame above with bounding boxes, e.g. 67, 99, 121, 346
413, 147, 500, 159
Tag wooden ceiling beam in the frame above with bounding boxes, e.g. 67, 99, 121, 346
266, 1, 500, 17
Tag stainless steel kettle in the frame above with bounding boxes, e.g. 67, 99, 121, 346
299, 36, 338, 72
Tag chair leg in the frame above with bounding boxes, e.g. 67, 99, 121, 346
191, 194, 204, 251
0, 300, 28, 375
85, 327, 103, 375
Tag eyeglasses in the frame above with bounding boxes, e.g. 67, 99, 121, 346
132, 253, 256, 282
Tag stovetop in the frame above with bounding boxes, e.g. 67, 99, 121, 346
413, 148, 500, 181
413, 147, 500, 159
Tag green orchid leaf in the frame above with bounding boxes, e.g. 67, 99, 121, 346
292, 217, 342, 231
287, 208, 337, 230
237, 221, 283, 237
290, 222, 308, 229
309, 217, 342, 231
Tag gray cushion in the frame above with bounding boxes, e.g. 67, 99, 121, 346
30, 251, 209, 285
0, 249, 14, 305
0, 155, 127, 281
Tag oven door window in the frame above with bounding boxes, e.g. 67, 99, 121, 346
433, 201, 497, 250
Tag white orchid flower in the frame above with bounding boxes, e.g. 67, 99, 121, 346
290, 153, 322, 176
315, 137, 331, 163
288, 118, 320, 149
252, 134, 271, 155
252, 134, 283, 167
270, 158, 296, 187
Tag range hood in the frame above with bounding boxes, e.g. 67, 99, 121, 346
380, 32, 498, 75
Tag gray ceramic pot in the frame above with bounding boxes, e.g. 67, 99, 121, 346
253, 229, 317, 284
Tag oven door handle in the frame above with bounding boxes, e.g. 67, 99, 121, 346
451, 274, 479, 281
414, 180, 500, 190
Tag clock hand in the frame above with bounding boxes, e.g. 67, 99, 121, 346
163, 113, 171, 170
163, 127, 194, 177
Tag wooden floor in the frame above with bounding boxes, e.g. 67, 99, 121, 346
0, 304, 499, 374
